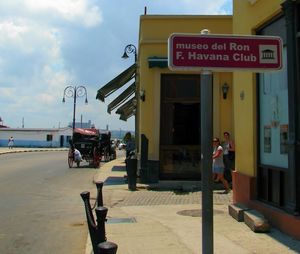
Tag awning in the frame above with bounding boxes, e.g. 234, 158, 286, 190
119, 110, 135, 121
116, 97, 135, 114
148, 57, 168, 68
116, 97, 136, 121
107, 82, 135, 114
96, 63, 136, 102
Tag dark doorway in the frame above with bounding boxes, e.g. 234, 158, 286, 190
60, 135, 64, 147
160, 74, 201, 180
173, 103, 200, 145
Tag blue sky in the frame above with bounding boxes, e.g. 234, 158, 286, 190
0, 0, 232, 131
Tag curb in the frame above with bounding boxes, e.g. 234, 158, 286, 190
0, 148, 68, 155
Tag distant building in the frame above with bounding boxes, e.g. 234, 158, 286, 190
68, 120, 93, 129
0, 127, 72, 148
0, 117, 8, 128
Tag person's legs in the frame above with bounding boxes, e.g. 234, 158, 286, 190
218, 173, 230, 193
212, 165, 218, 182
223, 155, 232, 183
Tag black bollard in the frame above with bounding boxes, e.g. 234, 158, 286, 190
95, 181, 104, 207
80, 191, 100, 254
97, 241, 118, 254
126, 158, 137, 191
95, 206, 108, 243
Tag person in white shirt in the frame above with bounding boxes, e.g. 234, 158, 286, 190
213, 137, 230, 194
73, 148, 82, 162
8, 136, 14, 149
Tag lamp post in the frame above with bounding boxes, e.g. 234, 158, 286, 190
62, 85, 88, 133
122, 44, 137, 62
122, 43, 138, 151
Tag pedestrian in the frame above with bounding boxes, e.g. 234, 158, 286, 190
73, 148, 82, 163
222, 131, 235, 183
213, 137, 230, 194
8, 136, 14, 149
125, 132, 135, 158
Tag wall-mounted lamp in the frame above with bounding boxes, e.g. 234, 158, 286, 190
222, 82, 229, 99
140, 89, 145, 102
240, 90, 245, 100
132, 98, 137, 107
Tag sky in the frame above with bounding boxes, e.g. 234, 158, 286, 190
0, 0, 232, 131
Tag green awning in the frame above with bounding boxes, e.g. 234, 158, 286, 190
116, 97, 135, 115
96, 63, 136, 102
119, 111, 135, 121
116, 97, 136, 121
107, 82, 135, 114
148, 57, 168, 68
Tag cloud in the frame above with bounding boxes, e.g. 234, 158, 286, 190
0, 19, 30, 53
0, 0, 232, 130
25, 0, 103, 27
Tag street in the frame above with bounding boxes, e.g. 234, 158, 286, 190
0, 151, 97, 254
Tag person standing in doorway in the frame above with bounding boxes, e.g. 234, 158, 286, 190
222, 131, 235, 183
213, 137, 230, 194
8, 136, 14, 149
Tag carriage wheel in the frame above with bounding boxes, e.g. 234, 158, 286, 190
93, 147, 100, 168
68, 148, 74, 168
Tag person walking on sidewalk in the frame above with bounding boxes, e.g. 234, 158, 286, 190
213, 137, 230, 194
125, 132, 135, 159
8, 136, 14, 149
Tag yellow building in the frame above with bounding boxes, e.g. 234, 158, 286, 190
137, 15, 232, 182
232, 0, 300, 240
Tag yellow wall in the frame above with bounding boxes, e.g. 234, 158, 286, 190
138, 15, 232, 160
232, 0, 284, 175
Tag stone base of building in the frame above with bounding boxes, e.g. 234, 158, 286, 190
232, 171, 300, 240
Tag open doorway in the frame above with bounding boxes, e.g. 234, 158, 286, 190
160, 74, 201, 180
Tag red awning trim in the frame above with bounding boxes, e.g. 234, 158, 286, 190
73, 128, 99, 136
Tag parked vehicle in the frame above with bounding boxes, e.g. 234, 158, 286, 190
68, 128, 102, 168
99, 132, 116, 161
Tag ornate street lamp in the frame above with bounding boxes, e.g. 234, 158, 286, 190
122, 44, 137, 62
122, 43, 138, 150
62, 85, 88, 132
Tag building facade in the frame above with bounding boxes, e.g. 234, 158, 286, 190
0, 127, 72, 148
137, 15, 233, 181
96, 0, 300, 239
232, 0, 300, 240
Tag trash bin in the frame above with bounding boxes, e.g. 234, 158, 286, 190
126, 158, 137, 191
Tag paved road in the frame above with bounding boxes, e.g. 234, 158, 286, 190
0, 151, 97, 254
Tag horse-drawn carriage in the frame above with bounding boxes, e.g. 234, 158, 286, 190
68, 128, 102, 168
68, 128, 116, 168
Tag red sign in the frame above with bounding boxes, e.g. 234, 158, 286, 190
168, 34, 282, 71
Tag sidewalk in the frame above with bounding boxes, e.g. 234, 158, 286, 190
0, 147, 68, 155
86, 155, 300, 254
